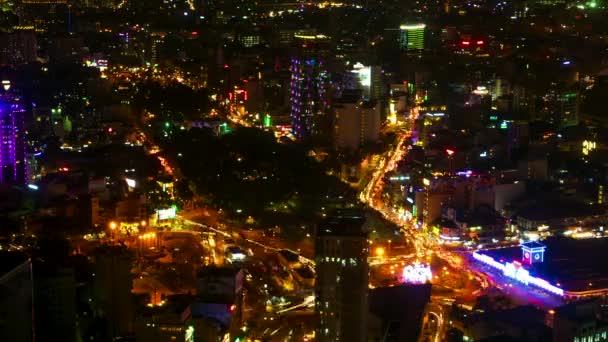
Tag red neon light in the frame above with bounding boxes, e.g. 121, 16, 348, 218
461, 41, 470, 46
446, 149, 455, 156
244, 90, 248, 101
476, 40, 484, 45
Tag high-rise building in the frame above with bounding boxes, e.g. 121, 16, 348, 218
315, 209, 368, 342
399, 24, 425, 51
334, 99, 381, 151
0, 27, 37, 65
560, 92, 579, 127
289, 35, 330, 139
93, 245, 134, 340
17, 0, 69, 32
33, 262, 77, 342
0, 98, 27, 184
0, 252, 33, 342
349, 63, 384, 100
289, 56, 329, 139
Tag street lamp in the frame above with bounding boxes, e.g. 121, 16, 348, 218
375, 247, 385, 258
445, 149, 455, 176
109, 221, 117, 242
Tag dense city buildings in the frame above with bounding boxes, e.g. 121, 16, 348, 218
2, 0, 608, 340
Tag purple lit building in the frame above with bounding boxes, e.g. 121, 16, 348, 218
0, 100, 26, 184
289, 56, 329, 139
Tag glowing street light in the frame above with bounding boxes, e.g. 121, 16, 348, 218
109, 221, 117, 230
375, 247, 385, 257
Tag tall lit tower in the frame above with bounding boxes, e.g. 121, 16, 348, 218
399, 24, 426, 51
0, 99, 26, 184
289, 56, 329, 139
315, 209, 368, 342
289, 35, 330, 139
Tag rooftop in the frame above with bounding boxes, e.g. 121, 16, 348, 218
317, 209, 367, 237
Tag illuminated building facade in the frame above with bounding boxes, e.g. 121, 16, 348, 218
399, 24, 425, 51
560, 92, 579, 127
315, 210, 368, 342
289, 56, 329, 139
0, 99, 26, 184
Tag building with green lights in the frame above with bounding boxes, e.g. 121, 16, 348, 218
399, 24, 425, 51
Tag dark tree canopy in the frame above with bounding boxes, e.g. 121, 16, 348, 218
164, 127, 332, 217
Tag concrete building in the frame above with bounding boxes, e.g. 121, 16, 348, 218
553, 300, 608, 342
33, 263, 77, 342
334, 99, 380, 151
93, 245, 134, 340
315, 209, 368, 342
0, 28, 37, 65
0, 252, 32, 342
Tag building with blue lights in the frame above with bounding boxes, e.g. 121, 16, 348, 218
471, 238, 608, 300
289, 56, 329, 139
0, 99, 26, 184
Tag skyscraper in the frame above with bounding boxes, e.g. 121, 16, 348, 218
289, 56, 329, 139
93, 245, 134, 340
0, 252, 33, 342
399, 24, 425, 51
315, 209, 368, 342
0, 98, 26, 184
289, 35, 330, 139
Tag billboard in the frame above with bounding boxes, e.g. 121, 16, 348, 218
157, 206, 177, 220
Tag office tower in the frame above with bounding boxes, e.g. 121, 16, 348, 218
334, 99, 381, 151
289, 35, 330, 139
349, 63, 383, 101
0, 98, 26, 184
0, 252, 33, 342
315, 209, 368, 342
289, 56, 329, 139
399, 24, 425, 51
17, 0, 69, 32
0, 27, 37, 65
93, 245, 134, 340
560, 92, 579, 127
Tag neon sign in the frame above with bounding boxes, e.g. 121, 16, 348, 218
402, 262, 433, 284
472, 252, 564, 296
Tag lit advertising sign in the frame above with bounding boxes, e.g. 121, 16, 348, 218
157, 206, 177, 220
402, 262, 433, 284
472, 252, 564, 296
